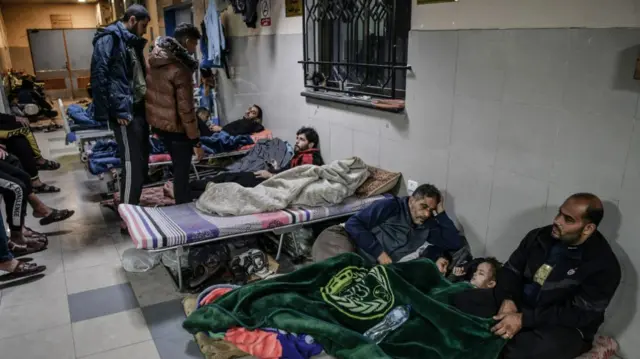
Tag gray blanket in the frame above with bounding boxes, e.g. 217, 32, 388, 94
196, 157, 370, 216
226, 138, 293, 173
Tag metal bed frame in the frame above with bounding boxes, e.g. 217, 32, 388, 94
143, 210, 356, 291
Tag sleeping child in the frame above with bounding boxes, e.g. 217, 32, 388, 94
451, 257, 502, 289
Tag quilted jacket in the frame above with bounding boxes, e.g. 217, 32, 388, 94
145, 37, 199, 141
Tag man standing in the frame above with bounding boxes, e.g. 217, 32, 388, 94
90, 5, 150, 214
145, 23, 203, 204
453, 193, 621, 359
312, 183, 463, 270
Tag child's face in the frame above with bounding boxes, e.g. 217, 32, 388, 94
470, 262, 496, 289
197, 110, 210, 122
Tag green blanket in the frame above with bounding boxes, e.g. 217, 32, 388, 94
184, 253, 506, 359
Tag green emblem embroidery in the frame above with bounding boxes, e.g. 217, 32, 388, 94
321, 265, 395, 320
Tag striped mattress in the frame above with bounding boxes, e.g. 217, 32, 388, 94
119, 194, 390, 249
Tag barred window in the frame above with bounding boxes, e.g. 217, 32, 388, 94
300, 0, 411, 110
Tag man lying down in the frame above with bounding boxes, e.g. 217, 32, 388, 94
164, 126, 325, 201
183, 193, 620, 359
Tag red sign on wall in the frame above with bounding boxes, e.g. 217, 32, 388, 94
260, 0, 271, 27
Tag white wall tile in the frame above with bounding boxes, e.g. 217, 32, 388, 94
446, 155, 495, 256
329, 124, 354, 162
622, 118, 640, 192
551, 112, 634, 193
353, 131, 380, 167
485, 170, 549, 260
495, 103, 563, 181
450, 95, 501, 167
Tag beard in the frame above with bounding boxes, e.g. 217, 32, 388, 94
552, 224, 583, 245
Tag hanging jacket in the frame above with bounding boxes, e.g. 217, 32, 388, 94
204, 0, 225, 67
230, 0, 258, 28
145, 37, 200, 142
90, 22, 147, 123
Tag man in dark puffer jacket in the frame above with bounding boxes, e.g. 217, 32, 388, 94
90, 5, 149, 218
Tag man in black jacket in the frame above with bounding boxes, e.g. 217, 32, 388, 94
453, 193, 621, 359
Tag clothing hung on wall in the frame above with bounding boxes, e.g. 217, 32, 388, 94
230, 0, 258, 28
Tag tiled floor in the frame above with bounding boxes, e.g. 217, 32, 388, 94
0, 131, 202, 359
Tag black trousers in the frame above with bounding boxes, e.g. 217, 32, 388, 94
1, 135, 40, 181
162, 138, 193, 204
113, 114, 149, 206
451, 288, 589, 359
0, 159, 32, 231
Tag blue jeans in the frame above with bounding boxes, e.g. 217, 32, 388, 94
0, 219, 13, 262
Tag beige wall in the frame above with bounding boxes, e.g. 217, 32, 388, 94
1, 3, 98, 74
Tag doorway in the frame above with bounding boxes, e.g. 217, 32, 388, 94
27, 28, 96, 99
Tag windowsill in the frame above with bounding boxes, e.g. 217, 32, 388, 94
300, 91, 405, 113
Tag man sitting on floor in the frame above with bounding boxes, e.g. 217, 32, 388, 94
312, 184, 463, 266
166, 126, 325, 201
452, 193, 621, 359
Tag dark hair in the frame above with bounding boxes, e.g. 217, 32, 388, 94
297, 126, 320, 148
252, 104, 263, 120
567, 192, 604, 226
412, 184, 442, 203
174, 23, 201, 43
479, 257, 502, 281
439, 251, 453, 263
123, 4, 150, 22
196, 107, 210, 119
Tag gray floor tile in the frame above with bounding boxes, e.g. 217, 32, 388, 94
128, 266, 185, 307
142, 298, 192, 340
0, 324, 75, 359
0, 297, 70, 340
72, 309, 152, 358
153, 335, 203, 359
80, 340, 160, 359
68, 283, 139, 323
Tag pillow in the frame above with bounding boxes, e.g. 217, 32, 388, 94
356, 166, 401, 198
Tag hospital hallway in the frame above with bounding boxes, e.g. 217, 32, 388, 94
0, 130, 209, 359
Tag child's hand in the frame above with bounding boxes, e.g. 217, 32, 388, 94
435, 257, 449, 275
452, 266, 466, 277
210, 125, 222, 132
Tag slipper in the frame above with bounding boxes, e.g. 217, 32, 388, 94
39, 209, 75, 226
0, 261, 46, 282
36, 159, 61, 171
7, 241, 47, 258
33, 184, 61, 194
23, 227, 49, 247
18, 257, 34, 263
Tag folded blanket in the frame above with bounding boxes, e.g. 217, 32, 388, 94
183, 253, 506, 359
196, 157, 370, 216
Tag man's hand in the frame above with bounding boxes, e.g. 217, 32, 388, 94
491, 312, 523, 340
436, 198, 445, 214
498, 299, 518, 315
117, 118, 130, 126
254, 170, 273, 179
377, 252, 393, 265
210, 125, 222, 132
452, 266, 466, 277
193, 146, 204, 161
435, 257, 449, 275
15, 116, 30, 127
0, 147, 7, 160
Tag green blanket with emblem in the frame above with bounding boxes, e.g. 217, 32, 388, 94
183, 253, 506, 359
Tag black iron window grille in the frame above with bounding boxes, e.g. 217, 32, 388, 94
300, 0, 411, 101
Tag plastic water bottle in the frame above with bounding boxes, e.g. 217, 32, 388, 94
364, 305, 411, 344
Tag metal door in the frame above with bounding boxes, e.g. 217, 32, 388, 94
27, 29, 71, 99
28, 28, 96, 99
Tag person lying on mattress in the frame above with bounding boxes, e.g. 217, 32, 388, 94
311, 183, 463, 266
167, 126, 325, 200
451, 256, 502, 289
201, 105, 265, 137
451, 193, 620, 359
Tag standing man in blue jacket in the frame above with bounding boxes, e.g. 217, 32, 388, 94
312, 184, 463, 271
90, 5, 150, 227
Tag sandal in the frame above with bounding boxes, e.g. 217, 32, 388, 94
33, 184, 61, 194
39, 209, 75, 226
23, 227, 49, 247
0, 261, 46, 282
8, 241, 47, 258
36, 159, 61, 171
